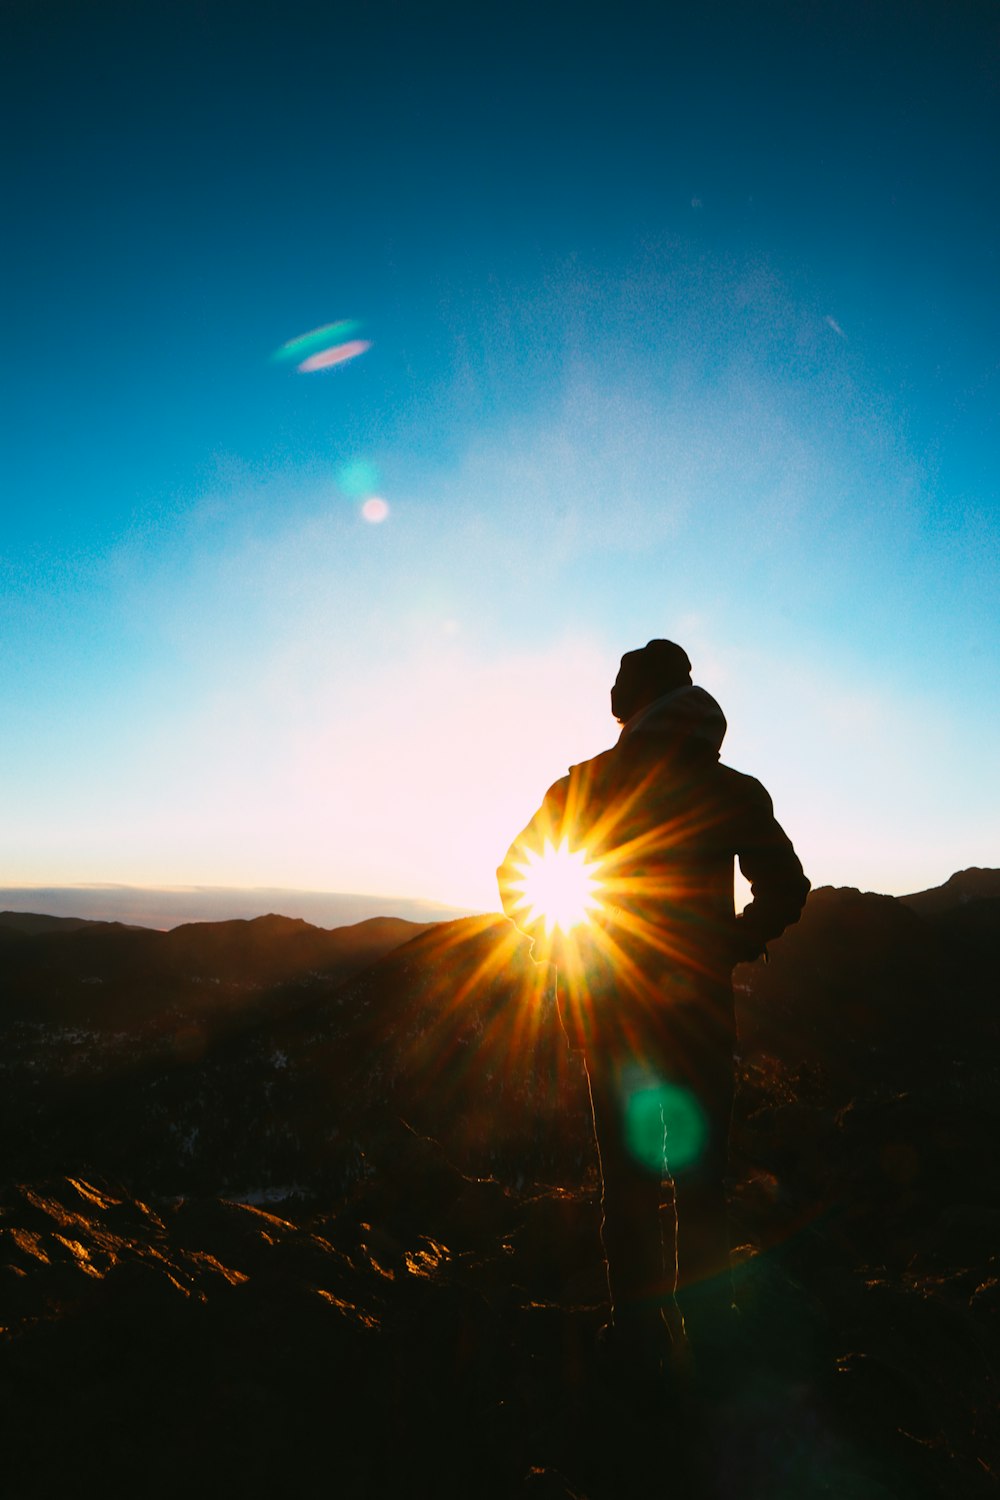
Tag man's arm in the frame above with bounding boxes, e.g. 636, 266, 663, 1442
733, 778, 811, 961
496, 774, 570, 938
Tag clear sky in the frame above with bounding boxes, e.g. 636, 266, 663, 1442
2, 0, 997, 913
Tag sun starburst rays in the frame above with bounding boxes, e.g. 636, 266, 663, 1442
507, 838, 605, 936
393, 779, 737, 1143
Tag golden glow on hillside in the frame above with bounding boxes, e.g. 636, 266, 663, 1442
507, 838, 605, 935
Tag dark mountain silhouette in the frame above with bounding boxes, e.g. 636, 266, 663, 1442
899, 866, 1000, 915
0, 911, 141, 937
0, 909, 433, 1027
2, 873, 998, 1498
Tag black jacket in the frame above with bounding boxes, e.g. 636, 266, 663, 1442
497, 687, 809, 1015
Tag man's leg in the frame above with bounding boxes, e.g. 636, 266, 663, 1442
584, 1054, 675, 1352
665, 1018, 737, 1349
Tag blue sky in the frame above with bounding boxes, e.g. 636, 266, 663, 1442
2, 0, 997, 911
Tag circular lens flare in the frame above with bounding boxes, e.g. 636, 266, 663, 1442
337, 458, 380, 497
361, 497, 389, 523
509, 838, 603, 934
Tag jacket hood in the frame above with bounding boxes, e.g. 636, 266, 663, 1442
617, 684, 727, 759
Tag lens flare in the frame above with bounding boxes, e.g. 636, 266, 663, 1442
508, 838, 604, 935
272, 321, 371, 373
272, 321, 361, 363
338, 459, 380, 498
361, 497, 389, 523
622, 1073, 707, 1173
298, 340, 371, 373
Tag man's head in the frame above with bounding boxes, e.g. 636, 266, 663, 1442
611, 639, 692, 724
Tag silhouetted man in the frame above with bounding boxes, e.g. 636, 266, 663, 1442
497, 640, 809, 1371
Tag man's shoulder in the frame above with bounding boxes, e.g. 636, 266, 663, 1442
537, 745, 620, 804
567, 745, 619, 778
715, 762, 774, 809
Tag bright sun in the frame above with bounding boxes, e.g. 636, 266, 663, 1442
508, 837, 604, 935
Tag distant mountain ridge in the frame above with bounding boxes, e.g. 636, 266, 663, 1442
0, 883, 480, 930
3, 867, 992, 932
0, 910, 433, 1033
0, 911, 131, 936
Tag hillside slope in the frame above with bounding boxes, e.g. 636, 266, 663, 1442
2, 874, 997, 1498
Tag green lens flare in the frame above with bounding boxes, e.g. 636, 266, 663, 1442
272, 321, 361, 363
337, 459, 380, 497
623, 1076, 707, 1174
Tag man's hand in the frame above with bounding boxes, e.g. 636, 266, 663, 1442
731, 918, 767, 966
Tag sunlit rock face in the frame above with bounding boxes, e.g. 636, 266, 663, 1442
2, 876, 998, 1497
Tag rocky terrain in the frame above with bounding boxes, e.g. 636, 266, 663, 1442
2, 873, 998, 1498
